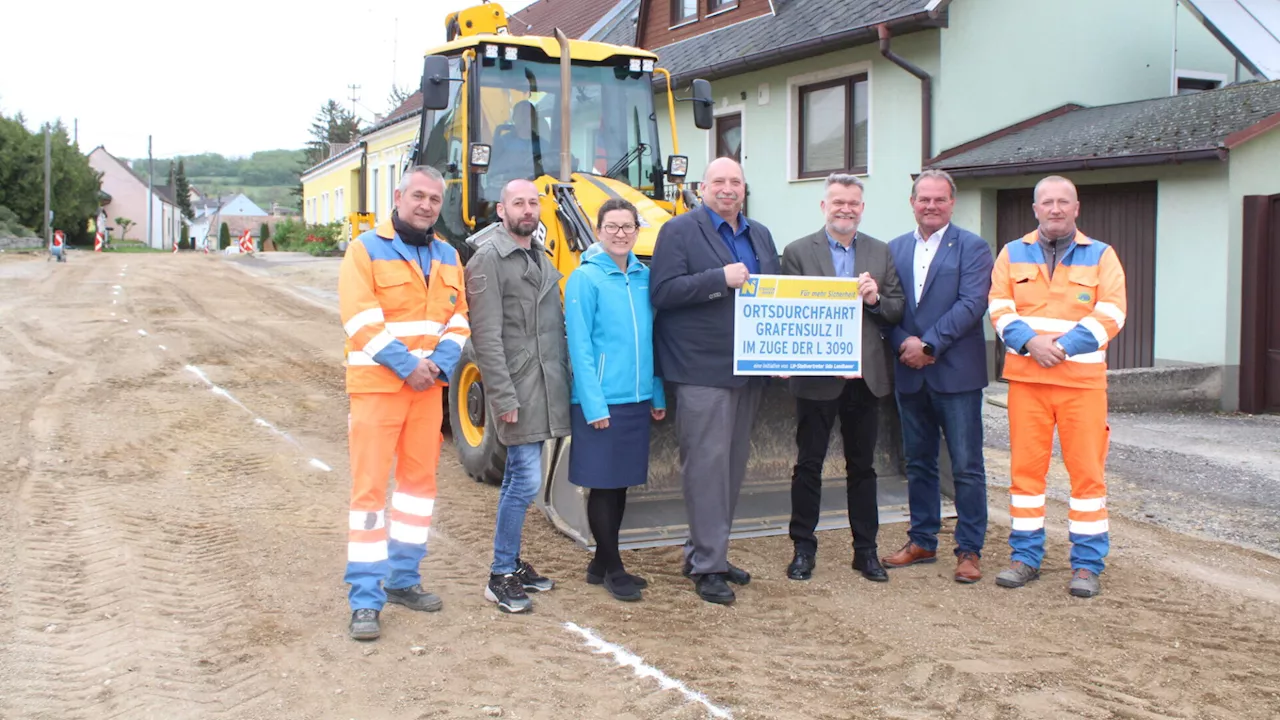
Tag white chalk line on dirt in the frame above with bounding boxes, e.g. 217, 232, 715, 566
184, 364, 331, 472
563, 622, 733, 719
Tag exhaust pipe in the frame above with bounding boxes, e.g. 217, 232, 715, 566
555, 28, 573, 183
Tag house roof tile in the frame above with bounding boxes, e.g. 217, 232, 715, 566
510, 0, 628, 39
648, 0, 936, 85
929, 79, 1280, 175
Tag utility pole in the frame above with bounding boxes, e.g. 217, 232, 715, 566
347, 84, 361, 120
146, 135, 154, 249
73, 118, 78, 146
43, 127, 51, 248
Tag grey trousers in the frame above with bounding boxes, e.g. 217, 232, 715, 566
673, 382, 765, 576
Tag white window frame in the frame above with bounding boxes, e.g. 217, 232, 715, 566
386, 164, 396, 217
706, 102, 746, 171
372, 168, 380, 221
1174, 68, 1228, 94
785, 60, 873, 182
336, 188, 345, 220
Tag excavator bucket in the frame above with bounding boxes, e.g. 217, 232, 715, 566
539, 378, 957, 550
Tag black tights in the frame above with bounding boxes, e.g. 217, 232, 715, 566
587, 488, 628, 572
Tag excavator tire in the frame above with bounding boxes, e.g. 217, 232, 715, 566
448, 341, 506, 485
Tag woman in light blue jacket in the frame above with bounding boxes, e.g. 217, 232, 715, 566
564, 197, 665, 602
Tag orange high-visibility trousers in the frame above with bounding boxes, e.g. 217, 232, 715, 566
1007, 380, 1110, 574
345, 383, 444, 610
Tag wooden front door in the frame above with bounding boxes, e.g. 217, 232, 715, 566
715, 113, 742, 163
1241, 194, 1280, 413
994, 181, 1158, 376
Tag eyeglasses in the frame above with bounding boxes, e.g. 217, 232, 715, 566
601, 223, 638, 235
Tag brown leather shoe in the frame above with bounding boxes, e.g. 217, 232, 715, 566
955, 551, 982, 583
881, 542, 937, 568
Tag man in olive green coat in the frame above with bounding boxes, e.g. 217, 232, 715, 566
464, 179, 571, 613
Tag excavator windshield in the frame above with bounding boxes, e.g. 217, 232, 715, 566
474, 54, 665, 206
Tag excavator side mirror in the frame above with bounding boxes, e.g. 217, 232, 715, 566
666, 154, 689, 179
469, 143, 491, 173
421, 55, 452, 110
690, 78, 714, 130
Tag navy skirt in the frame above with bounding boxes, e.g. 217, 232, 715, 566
569, 401, 652, 489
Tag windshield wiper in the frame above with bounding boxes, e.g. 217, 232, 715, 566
604, 143, 648, 179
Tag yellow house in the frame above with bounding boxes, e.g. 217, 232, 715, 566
300, 97, 424, 237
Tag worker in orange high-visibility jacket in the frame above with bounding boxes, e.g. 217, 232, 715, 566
338, 166, 469, 641
987, 175, 1127, 599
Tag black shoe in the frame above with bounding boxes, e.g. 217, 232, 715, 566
349, 608, 380, 641
513, 558, 555, 593
694, 573, 735, 605
787, 551, 816, 581
602, 571, 643, 602
485, 573, 532, 613
586, 564, 649, 589
683, 560, 751, 585
385, 584, 443, 612
853, 552, 889, 582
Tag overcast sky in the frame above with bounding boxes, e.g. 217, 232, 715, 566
0, 0, 536, 159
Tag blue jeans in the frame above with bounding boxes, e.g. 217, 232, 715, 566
491, 441, 544, 575
897, 387, 988, 556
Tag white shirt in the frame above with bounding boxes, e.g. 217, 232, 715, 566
912, 224, 948, 303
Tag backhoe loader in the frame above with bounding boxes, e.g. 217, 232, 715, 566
406, 3, 951, 549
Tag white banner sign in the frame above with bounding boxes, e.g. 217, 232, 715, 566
732, 274, 863, 376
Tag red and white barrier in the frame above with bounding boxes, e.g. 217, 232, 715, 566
94, 232, 104, 252
238, 229, 254, 254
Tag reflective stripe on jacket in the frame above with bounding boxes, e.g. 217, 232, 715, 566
564, 244, 665, 423
339, 220, 469, 394
988, 230, 1127, 389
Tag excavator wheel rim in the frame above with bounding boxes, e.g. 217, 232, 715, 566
457, 362, 485, 447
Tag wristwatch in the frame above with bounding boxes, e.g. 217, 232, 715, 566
922, 342, 935, 357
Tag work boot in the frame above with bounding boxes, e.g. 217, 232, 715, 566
385, 584, 443, 612
349, 609, 380, 641
995, 561, 1040, 588
485, 573, 532, 613
1068, 569, 1102, 598
786, 550, 816, 581
513, 558, 554, 593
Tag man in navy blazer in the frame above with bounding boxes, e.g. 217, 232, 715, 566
881, 170, 994, 583
650, 157, 781, 605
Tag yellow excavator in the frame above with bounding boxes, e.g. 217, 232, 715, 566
410, 3, 948, 549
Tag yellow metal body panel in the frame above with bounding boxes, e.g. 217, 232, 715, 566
431, 33, 658, 62
446, 4, 507, 37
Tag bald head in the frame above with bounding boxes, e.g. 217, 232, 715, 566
703, 158, 746, 219
501, 178, 538, 205
1032, 175, 1080, 240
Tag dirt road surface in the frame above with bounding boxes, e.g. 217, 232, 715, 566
2, 251, 1278, 720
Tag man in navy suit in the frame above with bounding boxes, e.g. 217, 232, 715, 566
650, 157, 781, 605
881, 169, 994, 583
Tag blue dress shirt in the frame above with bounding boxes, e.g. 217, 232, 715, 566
705, 205, 760, 274
826, 231, 856, 278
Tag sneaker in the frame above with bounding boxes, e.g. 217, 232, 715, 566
485, 573, 532, 613
1068, 569, 1101, 598
349, 608, 380, 641
513, 558, 555, 593
995, 561, 1041, 588
385, 584, 443, 612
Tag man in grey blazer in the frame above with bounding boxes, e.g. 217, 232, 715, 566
781, 173, 905, 583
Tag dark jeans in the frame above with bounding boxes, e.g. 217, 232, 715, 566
897, 386, 988, 556
789, 379, 880, 554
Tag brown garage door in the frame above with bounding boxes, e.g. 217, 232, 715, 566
1240, 194, 1280, 413
995, 181, 1156, 371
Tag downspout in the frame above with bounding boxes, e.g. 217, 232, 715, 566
878, 24, 933, 165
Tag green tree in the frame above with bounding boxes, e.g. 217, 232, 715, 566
218, 221, 230, 250
174, 160, 194, 220
115, 216, 135, 240
259, 221, 270, 244
302, 100, 361, 169
0, 114, 101, 244
179, 222, 190, 250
